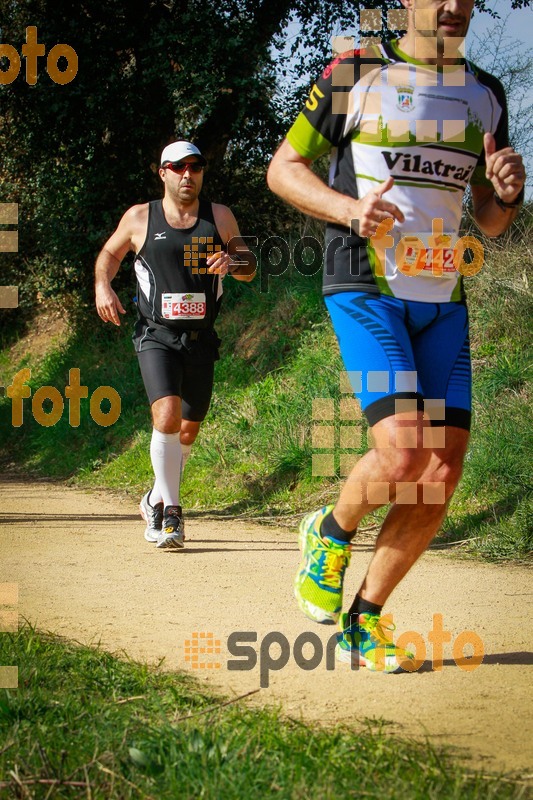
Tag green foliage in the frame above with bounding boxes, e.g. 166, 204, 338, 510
0, 0, 296, 313
0, 625, 526, 799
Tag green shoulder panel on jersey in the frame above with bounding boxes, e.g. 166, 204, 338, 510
286, 114, 332, 160
362, 43, 390, 61
285, 50, 379, 161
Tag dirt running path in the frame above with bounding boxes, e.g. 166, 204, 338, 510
1, 478, 532, 778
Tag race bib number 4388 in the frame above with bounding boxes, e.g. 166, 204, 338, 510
162, 292, 207, 320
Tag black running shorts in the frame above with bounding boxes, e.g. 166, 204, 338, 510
137, 347, 215, 421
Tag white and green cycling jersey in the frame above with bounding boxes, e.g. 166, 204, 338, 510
286, 39, 509, 303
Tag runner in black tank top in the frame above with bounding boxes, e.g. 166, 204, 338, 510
95, 140, 255, 550
133, 198, 224, 343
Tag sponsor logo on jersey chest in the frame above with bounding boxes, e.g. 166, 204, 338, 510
382, 151, 474, 183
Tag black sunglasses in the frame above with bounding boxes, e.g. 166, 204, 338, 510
163, 162, 204, 174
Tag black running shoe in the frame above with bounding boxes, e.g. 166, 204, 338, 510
157, 505, 185, 549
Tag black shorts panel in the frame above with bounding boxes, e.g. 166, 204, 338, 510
365, 395, 471, 431
435, 407, 471, 431
365, 393, 425, 427
137, 348, 215, 421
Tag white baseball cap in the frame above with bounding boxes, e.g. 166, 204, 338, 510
160, 141, 206, 166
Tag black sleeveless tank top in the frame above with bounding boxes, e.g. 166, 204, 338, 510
134, 199, 224, 332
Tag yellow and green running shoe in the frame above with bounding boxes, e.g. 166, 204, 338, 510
294, 506, 351, 624
336, 612, 416, 673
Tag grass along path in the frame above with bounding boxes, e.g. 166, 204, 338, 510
0, 625, 528, 800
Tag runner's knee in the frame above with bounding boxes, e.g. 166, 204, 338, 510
150, 395, 182, 434
372, 414, 432, 481
424, 454, 465, 497
180, 425, 200, 446
153, 418, 181, 434
374, 444, 432, 483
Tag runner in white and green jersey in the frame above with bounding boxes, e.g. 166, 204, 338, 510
286, 39, 510, 303
268, 0, 526, 673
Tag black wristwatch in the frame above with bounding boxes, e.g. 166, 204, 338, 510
494, 187, 524, 211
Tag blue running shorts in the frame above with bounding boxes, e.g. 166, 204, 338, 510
325, 292, 471, 430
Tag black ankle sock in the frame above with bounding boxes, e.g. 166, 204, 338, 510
347, 594, 383, 627
321, 511, 356, 544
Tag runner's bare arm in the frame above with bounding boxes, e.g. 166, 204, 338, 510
471, 134, 525, 238
267, 139, 404, 237
211, 204, 256, 281
95, 204, 148, 326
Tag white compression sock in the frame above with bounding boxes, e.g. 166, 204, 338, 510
180, 443, 192, 474
149, 429, 182, 508
150, 441, 193, 505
